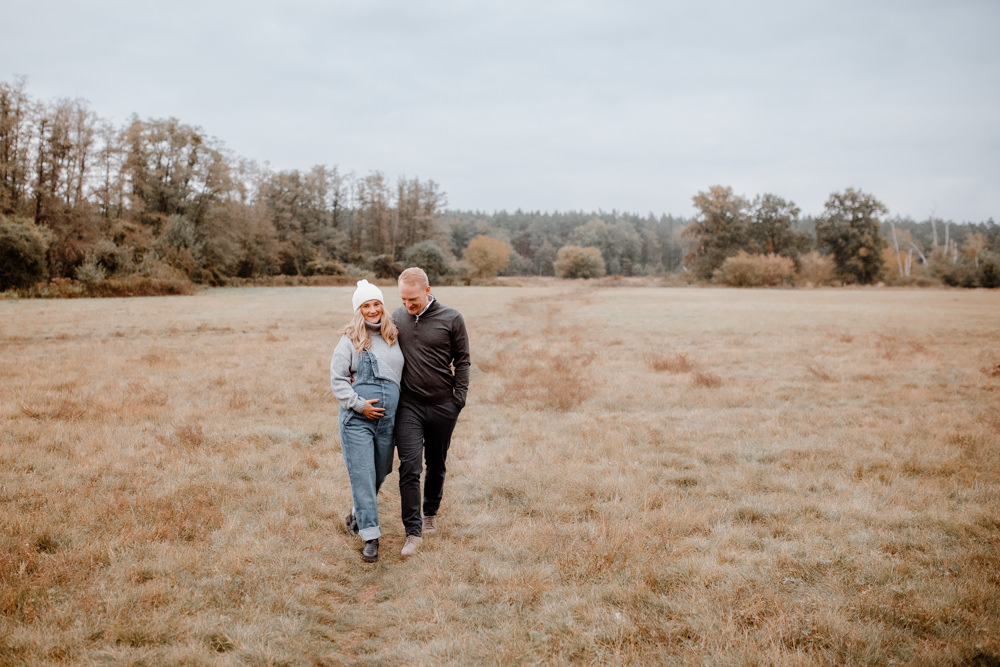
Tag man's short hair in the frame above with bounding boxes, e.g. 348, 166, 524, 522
398, 266, 429, 288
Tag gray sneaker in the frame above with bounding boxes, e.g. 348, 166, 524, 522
422, 515, 437, 534
362, 539, 378, 563
401, 535, 422, 557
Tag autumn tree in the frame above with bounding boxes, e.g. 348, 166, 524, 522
463, 234, 511, 279
60, 99, 97, 210
554, 245, 605, 279
353, 171, 391, 257
815, 188, 887, 284
0, 216, 52, 290
93, 120, 125, 220
395, 177, 445, 257
568, 217, 643, 275
747, 193, 811, 263
152, 214, 204, 280
232, 195, 280, 279
123, 117, 229, 229
683, 185, 750, 279
32, 105, 72, 227
403, 240, 452, 282
931, 224, 1000, 288
0, 78, 33, 217
260, 166, 341, 275
29, 99, 109, 276
962, 232, 987, 268
713, 251, 795, 287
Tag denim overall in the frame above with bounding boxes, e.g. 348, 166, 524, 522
339, 349, 399, 541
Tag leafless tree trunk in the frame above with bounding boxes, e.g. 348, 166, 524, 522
909, 242, 927, 265
889, 218, 903, 277
69, 102, 95, 209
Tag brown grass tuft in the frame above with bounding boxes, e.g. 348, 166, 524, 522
32, 533, 64, 554
691, 370, 723, 388
647, 352, 694, 373
19, 398, 87, 421
154, 421, 207, 449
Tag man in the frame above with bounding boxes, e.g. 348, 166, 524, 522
392, 267, 470, 557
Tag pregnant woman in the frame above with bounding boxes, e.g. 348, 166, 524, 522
330, 280, 404, 563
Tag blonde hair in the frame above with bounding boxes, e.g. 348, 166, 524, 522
343, 307, 398, 353
398, 266, 429, 288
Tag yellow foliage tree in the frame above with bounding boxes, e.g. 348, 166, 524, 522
554, 245, 606, 279
463, 235, 511, 279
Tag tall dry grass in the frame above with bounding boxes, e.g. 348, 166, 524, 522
1, 284, 998, 665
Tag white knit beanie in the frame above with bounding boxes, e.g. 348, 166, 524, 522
351, 279, 384, 312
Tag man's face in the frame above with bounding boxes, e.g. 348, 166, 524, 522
398, 280, 431, 315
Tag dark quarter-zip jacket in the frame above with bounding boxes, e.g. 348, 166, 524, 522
392, 297, 471, 408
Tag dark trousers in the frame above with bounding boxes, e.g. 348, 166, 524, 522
395, 399, 461, 537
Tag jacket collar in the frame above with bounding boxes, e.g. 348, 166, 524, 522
416, 294, 436, 317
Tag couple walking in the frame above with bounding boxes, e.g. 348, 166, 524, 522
329, 267, 470, 563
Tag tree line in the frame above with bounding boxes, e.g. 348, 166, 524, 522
680, 185, 998, 287
2, 78, 998, 293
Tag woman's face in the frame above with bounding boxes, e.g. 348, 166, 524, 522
360, 299, 383, 324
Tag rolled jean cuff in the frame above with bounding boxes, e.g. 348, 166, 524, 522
359, 525, 381, 541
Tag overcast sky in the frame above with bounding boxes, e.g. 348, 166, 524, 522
3, 0, 998, 221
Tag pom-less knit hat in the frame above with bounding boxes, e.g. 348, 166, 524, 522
352, 279, 384, 312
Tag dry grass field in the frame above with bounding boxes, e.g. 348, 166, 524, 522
2, 283, 999, 666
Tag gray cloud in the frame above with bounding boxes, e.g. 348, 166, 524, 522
3, 0, 997, 219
